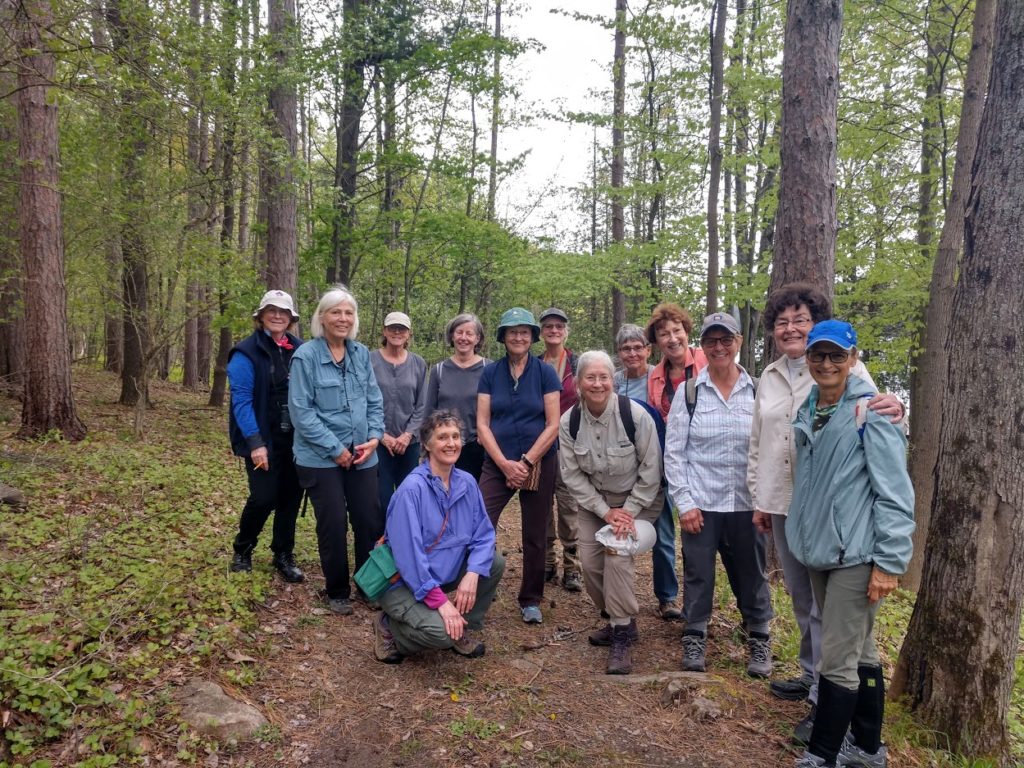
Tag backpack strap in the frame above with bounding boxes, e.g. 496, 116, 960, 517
685, 377, 698, 421
854, 394, 872, 441
569, 403, 582, 440
617, 394, 636, 445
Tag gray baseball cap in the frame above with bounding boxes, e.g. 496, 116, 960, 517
700, 311, 740, 338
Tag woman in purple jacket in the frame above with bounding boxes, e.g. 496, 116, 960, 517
371, 410, 505, 664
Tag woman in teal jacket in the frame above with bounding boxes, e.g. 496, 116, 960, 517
788, 320, 914, 768
289, 286, 385, 616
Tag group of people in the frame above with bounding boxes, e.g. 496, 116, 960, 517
226, 283, 915, 768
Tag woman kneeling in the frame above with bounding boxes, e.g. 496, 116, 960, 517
372, 410, 505, 664
559, 351, 663, 675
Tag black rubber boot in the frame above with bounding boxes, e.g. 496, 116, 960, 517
808, 676, 859, 766
850, 664, 885, 754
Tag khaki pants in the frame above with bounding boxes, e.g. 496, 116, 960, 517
578, 489, 662, 622
546, 462, 580, 574
380, 551, 505, 656
808, 563, 882, 691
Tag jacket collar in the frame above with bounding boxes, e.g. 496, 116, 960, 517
312, 336, 356, 364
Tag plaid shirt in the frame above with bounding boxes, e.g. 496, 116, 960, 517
664, 366, 756, 513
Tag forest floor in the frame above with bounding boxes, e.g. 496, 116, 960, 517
0, 370, 1012, 768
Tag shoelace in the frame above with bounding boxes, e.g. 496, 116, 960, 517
682, 636, 704, 659
749, 639, 770, 663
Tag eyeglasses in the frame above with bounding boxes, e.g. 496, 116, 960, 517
700, 336, 736, 349
774, 317, 813, 330
807, 350, 851, 364
618, 344, 647, 355
541, 322, 566, 331
504, 329, 533, 339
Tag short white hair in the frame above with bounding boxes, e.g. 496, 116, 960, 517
310, 285, 359, 339
575, 350, 615, 384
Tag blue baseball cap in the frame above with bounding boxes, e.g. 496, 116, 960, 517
806, 319, 857, 350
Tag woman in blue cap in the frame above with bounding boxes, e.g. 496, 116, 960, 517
476, 308, 561, 624
789, 320, 915, 768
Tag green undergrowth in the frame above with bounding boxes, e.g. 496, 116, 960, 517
0, 372, 268, 767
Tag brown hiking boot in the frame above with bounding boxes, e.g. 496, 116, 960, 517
588, 618, 639, 647
606, 624, 633, 675
658, 599, 682, 620
451, 630, 485, 658
372, 613, 402, 664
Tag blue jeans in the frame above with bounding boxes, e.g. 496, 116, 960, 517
376, 444, 421, 514
652, 496, 679, 603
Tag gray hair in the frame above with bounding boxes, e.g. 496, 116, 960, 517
310, 285, 360, 340
445, 313, 485, 352
615, 323, 648, 350
575, 350, 616, 384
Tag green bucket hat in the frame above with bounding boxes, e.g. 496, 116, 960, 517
496, 307, 540, 343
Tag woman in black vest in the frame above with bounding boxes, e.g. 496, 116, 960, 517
227, 290, 305, 582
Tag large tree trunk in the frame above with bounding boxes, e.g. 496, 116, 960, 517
14, 0, 86, 441
891, 4, 1024, 760
0, 59, 23, 393
768, 0, 841, 360
705, 0, 727, 314
265, 0, 298, 297
486, 0, 500, 222
181, 0, 203, 392
609, 0, 626, 334
904, 0, 995, 591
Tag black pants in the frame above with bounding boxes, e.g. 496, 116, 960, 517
233, 446, 302, 556
296, 463, 381, 600
455, 440, 485, 482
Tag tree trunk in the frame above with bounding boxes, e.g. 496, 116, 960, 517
904, 0, 995, 592
486, 0, 500, 222
769, 0, 841, 360
0, 59, 23, 393
705, 0, 727, 314
265, 0, 298, 297
182, 0, 203, 392
14, 0, 86, 441
610, 0, 626, 334
891, 5, 1024, 760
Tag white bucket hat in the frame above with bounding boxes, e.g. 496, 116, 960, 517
595, 519, 657, 556
253, 289, 299, 321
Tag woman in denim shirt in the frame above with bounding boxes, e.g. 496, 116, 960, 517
289, 285, 385, 616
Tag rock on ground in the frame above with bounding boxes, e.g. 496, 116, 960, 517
177, 679, 268, 743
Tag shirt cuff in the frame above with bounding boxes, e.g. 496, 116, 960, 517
246, 434, 266, 451
422, 587, 447, 609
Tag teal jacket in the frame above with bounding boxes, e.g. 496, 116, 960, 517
786, 375, 915, 575
288, 337, 385, 469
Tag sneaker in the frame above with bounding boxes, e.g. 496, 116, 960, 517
606, 625, 633, 675
561, 572, 583, 592
588, 618, 639, 647
747, 632, 773, 678
272, 552, 305, 583
681, 630, 706, 672
658, 599, 682, 620
328, 597, 353, 615
230, 551, 252, 573
794, 751, 831, 768
793, 704, 817, 747
771, 675, 813, 701
521, 605, 543, 624
838, 735, 887, 767
451, 630, 486, 658
372, 613, 402, 664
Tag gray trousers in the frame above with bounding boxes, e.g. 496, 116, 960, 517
808, 563, 882, 691
773, 516, 822, 704
546, 462, 580, 573
681, 510, 773, 634
578, 490, 663, 622
380, 551, 505, 656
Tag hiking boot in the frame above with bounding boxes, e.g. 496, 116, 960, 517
681, 630, 706, 672
230, 551, 252, 573
544, 566, 557, 582
451, 630, 486, 658
793, 704, 817, 747
372, 613, 402, 664
588, 618, 639, 647
606, 624, 633, 675
561, 572, 583, 592
794, 752, 832, 768
272, 552, 305, 583
353, 586, 380, 610
771, 675, 813, 701
747, 632, 773, 678
328, 597, 353, 615
521, 605, 543, 624
838, 735, 887, 768
658, 599, 682, 620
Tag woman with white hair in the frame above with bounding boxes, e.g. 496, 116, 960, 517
559, 350, 664, 674
288, 286, 385, 616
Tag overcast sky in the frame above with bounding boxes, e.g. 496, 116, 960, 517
496, 1, 612, 248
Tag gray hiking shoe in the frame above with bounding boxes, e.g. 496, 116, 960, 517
747, 632, 773, 678
838, 735, 887, 767
794, 752, 831, 768
681, 631, 706, 672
